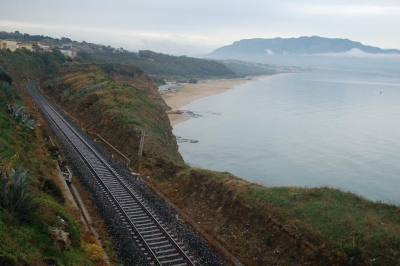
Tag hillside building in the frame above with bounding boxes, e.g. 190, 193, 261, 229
60, 49, 77, 58
38, 44, 50, 51
0, 40, 18, 51
17, 42, 34, 51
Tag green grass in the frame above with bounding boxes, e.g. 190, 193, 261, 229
0, 90, 97, 265
240, 184, 400, 262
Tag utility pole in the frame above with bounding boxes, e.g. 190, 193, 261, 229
136, 130, 145, 174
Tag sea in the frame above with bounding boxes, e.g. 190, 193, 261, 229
173, 73, 400, 204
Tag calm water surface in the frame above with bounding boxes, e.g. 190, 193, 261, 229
173, 73, 400, 204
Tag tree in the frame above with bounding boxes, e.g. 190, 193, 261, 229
76, 51, 92, 62
61, 37, 72, 43
0, 70, 12, 84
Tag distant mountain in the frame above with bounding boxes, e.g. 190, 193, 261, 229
208, 36, 400, 58
207, 36, 400, 75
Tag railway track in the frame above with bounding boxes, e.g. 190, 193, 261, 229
26, 81, 197, 266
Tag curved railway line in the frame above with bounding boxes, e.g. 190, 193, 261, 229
26, 81, 203, 266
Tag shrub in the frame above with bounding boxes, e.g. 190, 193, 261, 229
344, 245, 361, 258
0, 82, 14, 100
0, 250, 17, 265
42, 179, 65, 203
0, 166, 39, 220
0, 143, 4, 166
54, 77, 62, 88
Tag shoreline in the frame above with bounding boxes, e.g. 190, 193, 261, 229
161, 75, 271, 126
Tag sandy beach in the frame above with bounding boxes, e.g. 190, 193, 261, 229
162, 75, 270, 126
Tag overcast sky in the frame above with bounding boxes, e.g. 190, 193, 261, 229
1, 0, 399, 55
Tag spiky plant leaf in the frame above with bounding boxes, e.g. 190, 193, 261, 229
0, 166, 39, 219
7, 103, 26, 121
6, 103, 35, 129
23, 119, 35, 130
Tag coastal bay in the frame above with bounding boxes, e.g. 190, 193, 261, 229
173, 73, 400, 204
161, 76, 270, 126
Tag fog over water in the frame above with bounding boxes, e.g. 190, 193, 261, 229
174, 73, 400, 204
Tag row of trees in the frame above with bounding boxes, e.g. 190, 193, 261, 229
0, 31, 72, 43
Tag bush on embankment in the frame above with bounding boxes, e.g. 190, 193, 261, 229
152, 168, 400, 265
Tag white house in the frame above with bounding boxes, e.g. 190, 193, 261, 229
60, 49, 77, 58
38, 44, 50, 51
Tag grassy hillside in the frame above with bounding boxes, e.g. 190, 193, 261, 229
219, 59, 308, 76
0, 80, 110, 265
41, 63, 183, 174
89, 50, 235, 77
0, 48, 66, 86
150, 168, 400, 265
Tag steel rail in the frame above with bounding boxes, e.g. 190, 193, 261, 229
26, 81, 196, 266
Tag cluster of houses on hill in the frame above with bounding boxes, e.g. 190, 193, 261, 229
0, 40, 77, 58
0, 40, 35, 51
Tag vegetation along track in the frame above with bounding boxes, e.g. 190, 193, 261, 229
26, 81, 215, 266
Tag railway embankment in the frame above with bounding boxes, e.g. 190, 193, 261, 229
38, 61, 400, 266
27, 80, 226, 265
0, 81, 114, 264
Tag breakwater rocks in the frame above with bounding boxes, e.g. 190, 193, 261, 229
176, 136, 199, 144
182, 110, 202, 118
166, 109, 183, 114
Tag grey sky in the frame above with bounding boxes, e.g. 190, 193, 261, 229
1, 0, 399, 55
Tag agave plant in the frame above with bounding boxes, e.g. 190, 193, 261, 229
20, 113, 35, 130
0, 166, 39, 218
7, 103, 25, 120
6, 103, 35, 130
23, 119, 35, 130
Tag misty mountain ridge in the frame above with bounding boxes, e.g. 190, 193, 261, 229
207, 36, 400, 75
208, 36, 400, 57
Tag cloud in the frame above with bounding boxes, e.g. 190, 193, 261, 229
265, 49, 274, 55
311, 48, 400, 59
294, 4, 400, 16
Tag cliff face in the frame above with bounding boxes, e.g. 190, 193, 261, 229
42, 63, 183, 174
